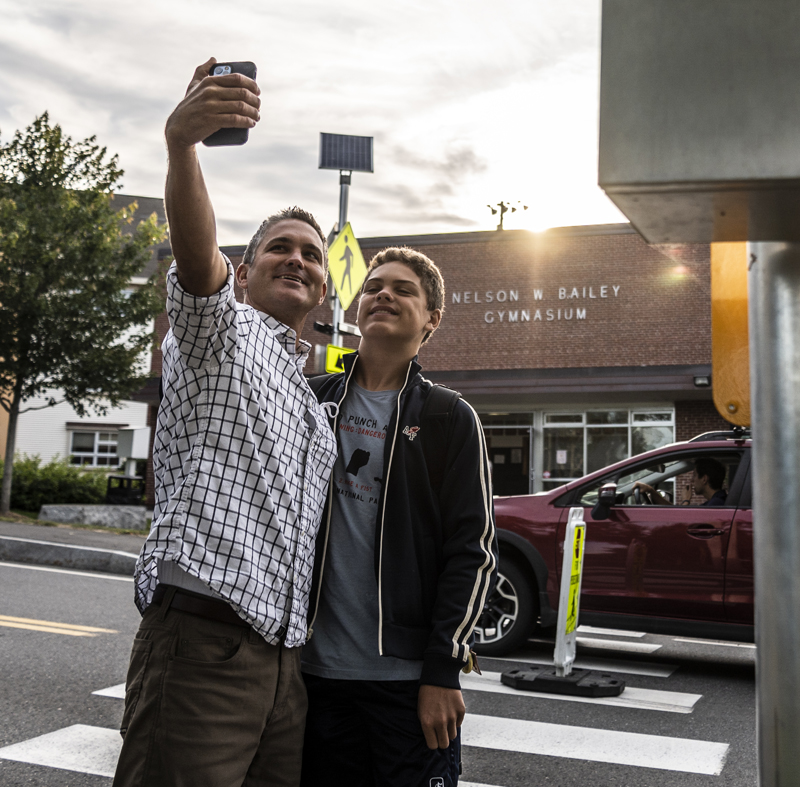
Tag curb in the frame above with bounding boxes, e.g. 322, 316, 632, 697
0, 535, 138, 576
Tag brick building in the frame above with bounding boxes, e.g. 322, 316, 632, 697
139, 222, 731, 504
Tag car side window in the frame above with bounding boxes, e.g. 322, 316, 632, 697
578, 452, 743, 507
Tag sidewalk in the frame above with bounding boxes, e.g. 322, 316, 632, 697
0, 519, 146, 576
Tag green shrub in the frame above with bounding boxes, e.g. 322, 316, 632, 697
0, 456, 109, 512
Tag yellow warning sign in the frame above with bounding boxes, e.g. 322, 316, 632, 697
328, 223, 368, 311
325, 344, 356, 374
564, 524, 585, 635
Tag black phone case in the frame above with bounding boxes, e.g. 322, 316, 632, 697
202, 61, 258, 147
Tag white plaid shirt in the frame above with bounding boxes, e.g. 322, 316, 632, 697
134, 258, 337, 647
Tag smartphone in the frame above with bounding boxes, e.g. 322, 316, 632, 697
202, 61, 258, 147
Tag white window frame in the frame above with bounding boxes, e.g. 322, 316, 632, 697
69, 430, 120, 467
541, 407, 676, 489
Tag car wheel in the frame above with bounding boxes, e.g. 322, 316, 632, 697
473, 561, 537, 657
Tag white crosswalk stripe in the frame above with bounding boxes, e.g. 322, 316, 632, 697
575, 636, 662, 653
0, 665, 730, 784
483, 652, 677, 677
462, 670, 702, 713
576, 625, 647, 638
92, 683, 125, 699
461, 713, 729, 776
0, 724, 120, 778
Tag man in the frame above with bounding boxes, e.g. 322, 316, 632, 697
113, 59, 337, 787
635, 457, 728, 506
301, 247, 497, 786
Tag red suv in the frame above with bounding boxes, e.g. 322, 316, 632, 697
475, 431, 753, 656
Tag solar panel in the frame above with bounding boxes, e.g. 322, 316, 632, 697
319, 133, 374, 172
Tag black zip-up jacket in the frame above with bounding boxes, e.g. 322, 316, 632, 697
308, 352, 498, 689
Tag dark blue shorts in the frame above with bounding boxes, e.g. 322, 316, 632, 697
301, 674, 461, 787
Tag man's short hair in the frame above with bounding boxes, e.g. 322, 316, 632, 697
695, 457, 726, 490
365, 246, 445, 345
242, 207, 328, 270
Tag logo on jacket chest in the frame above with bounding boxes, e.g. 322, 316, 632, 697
403, 425, 420, 441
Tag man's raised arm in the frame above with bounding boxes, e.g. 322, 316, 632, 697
164, 57, 261, 296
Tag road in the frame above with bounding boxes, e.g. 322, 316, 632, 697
0, 562, 756, 786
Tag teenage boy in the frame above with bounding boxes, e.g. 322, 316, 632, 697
301, 247, 497, 787
113, 59, 337, 787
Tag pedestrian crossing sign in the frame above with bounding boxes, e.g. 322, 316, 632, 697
325, 344, 356, 374
327, 222, 368, 311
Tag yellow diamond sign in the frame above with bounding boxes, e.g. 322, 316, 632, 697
325, 344, 356, 374
328, 223, 368, 311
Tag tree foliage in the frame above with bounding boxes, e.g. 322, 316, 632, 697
0, 113, 167, 512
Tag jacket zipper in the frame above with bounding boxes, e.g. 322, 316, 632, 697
307, 359, 358, 637
376, 360, 415, 655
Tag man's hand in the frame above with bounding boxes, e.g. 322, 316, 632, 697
165, 57, 261, 151
164, 58, 261, 296
418, 685, 465, 750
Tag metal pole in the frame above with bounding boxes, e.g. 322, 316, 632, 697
331, 171, 351, 348
748, 242, 800, 786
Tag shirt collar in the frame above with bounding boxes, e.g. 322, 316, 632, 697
259, 312, 311, 367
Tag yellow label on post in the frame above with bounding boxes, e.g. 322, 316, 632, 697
565, 524, 585, 635
325, 344, 356, 374
328, 223, 368, 311
711, 243, 750, 427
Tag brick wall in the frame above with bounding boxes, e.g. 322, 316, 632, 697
299, 228, 712, 373
675, 399, 733, 442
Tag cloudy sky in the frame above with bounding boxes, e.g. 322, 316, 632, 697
0, 0, 626, 245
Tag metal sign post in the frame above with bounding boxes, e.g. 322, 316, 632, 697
748, 241, 800, 781
597, 5, 800, 780
331, 173, 349, 347
318, 133, 374, 352
501, 507, 624, 697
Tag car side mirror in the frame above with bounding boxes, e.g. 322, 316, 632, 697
591, 482, 618, 521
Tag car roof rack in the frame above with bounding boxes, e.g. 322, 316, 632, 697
688, 426, 751, 442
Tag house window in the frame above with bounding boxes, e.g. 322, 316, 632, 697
70, 431, 119, 467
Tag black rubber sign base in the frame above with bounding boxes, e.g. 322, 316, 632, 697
501, 667, 625, 697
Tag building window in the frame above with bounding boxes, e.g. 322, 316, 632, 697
70, 431, 119, 467
542, 409, 675, 490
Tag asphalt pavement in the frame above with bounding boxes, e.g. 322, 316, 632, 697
0, 519, 757, 786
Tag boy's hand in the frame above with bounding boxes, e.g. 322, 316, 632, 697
165, 57, 261, 151
418, 685, 465, 749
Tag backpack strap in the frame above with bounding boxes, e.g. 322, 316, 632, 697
421, 384, 462, 494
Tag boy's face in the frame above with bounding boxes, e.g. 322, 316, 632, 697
357, 261, 441, 348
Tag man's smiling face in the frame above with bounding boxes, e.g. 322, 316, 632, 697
235, 219, 327, 332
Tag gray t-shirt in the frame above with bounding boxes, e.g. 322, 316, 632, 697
302, 383, 424, 681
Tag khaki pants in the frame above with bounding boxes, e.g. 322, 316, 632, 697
112, 597, 307, 787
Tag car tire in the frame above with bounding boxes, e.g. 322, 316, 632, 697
473, 561, 537, 657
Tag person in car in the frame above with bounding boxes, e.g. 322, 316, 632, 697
634, 457, 728, 506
